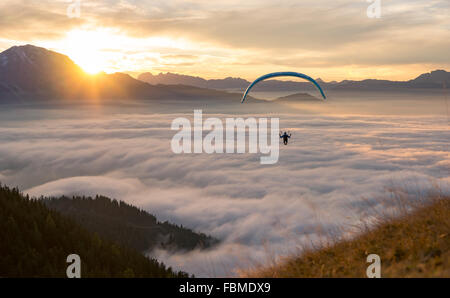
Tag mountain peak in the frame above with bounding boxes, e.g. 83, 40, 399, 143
0, 44, 85, 97
10, 44, 43, 50
3, 44, 54, 56
411, 69, 450, 85
0, 44, 77, 69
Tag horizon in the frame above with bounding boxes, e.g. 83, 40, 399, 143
1, 1, 449, 81
2, 43, 448, 84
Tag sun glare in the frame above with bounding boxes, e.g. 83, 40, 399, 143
60, 29, 117, 74
46, 28, 194, 75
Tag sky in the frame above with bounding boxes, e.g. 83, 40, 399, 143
0, 0, 449, 82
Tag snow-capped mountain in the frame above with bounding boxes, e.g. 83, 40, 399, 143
0, 45, 242, 102
0, 45, 85, 97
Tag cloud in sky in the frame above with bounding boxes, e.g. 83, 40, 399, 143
0, 102, 449, 276
0, 0, 449, 80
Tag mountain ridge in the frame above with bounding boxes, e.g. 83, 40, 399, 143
44, 194, 218, 253
1, 44, 448, 103
0, 44, 244, 103
0, 184, 189, 277
139, 70, 450, 91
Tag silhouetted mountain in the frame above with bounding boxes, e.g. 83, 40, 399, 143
0, 45, 243, 103
138, 72, 248, 89
0, 45, 85, 100
1, 45, 447, 103
275, 92, 321, 102
138, 70, 450, 92
331, 70, 450, 90
44, 195, 218, 253
409, 69, 450, 87
0, 184, 188, 277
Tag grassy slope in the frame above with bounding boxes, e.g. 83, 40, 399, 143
245, 196, 449, 278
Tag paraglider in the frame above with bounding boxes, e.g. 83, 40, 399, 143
241, 71, 326, 103
280, 131, 291, 145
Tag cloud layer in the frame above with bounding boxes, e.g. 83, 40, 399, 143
0, 101, 449, 276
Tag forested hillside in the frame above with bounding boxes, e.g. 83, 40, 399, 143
0, 185, 188, 277
44, 195, 218, 252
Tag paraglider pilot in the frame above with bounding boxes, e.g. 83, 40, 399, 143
280, 131, 291, 145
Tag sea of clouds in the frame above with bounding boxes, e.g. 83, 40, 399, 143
0, 104, 449, 276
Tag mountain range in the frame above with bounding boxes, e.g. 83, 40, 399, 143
0, 45, 242, 103
0, 44, 448, 103
138, 70, 450, 91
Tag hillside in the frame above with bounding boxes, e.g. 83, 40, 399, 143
44, 195, 218, 252
275, 92, 321, 102
0, 184, 188, 277
244, 196, 449, 278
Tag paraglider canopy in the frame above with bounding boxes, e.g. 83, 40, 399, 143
241, 71, 326, 103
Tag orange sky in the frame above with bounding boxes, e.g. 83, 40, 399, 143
0, 0, 449, 81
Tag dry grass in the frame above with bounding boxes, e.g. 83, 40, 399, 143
242, 194, 450, 278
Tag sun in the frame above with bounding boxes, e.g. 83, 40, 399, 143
59, 29, 115, 74
74, 54, 104, 74
47, 27, 191, 75
78, 58, 104, 74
